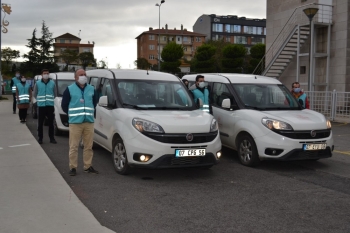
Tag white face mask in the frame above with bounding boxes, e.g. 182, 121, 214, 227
16, 74, 20, 78
198, 82, 206, 88
78, 76, 87, 85
42, 74, 49, 80
21, 78, 26, 82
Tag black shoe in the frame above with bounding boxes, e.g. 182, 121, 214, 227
84, 166, 99, 174
38, 138, 43, 144
13, 111, 16, 114
50, 139, 57, 144
69, 168, 77, 176
20, 120, 25, 124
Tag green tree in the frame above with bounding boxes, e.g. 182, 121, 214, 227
23, 28, 40, 64
38, 20, 55, 64
98, 59, 108, 69
206, 39, 230, 72
192, 44, 216, 73
1, 47, 20, 71
79, 52, 95, 70
160, 42, 184, 73
249, 43, 266, 74
221, 44, 247, 73
134, 58, 151, 70
59, 49, 79, 71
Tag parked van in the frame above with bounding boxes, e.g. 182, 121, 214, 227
86, 69, 222, 174
183, 73, 334, 166
32, 72, 75, 135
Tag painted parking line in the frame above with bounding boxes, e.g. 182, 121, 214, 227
332, 123, 348, 127
8, 144, 31, 148
0, 147, 3, 150
334, 150, 350, 156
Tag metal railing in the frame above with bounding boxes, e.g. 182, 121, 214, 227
305, 90, 350, 123
252, 3, 333, 76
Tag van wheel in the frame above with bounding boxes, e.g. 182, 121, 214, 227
237, 134, 260, 167
54, 119, 62, 136
112, 138, 132, 175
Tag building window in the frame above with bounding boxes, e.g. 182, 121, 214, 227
60, 39, 65, 43
60, 48, 66, 52
212, 34, 224, 41
149, 45, 155, 50
225, 36, 230, 42
212, 23, 223, 32
177, 37, 180, 41
149, 54, 155, 60
225, 24, 231, 33
256, 27, 264, 35
244, 26, 256, 34
233, 25, 241, 33
83, 48, 90, 52
195, 37, 202, 42
183, 37, 188, 42
251, 37, 265, 45
149, 35, 155, 40
234, 36, 247, 44
300, 66, 306, 74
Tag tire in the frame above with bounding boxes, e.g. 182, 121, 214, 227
112, 138, 132, 175
54, 119, 62, 136
237, 134, 260, 167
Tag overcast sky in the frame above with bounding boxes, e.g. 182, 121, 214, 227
2, 0, 266, 69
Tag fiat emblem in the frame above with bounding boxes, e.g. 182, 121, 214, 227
186, 133, 193, 142
310, 130, 316, 137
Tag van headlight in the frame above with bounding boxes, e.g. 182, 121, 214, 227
326, 120, 331, 129
261, 118, 293, 131
132, 118, 164, 133
210, 119, 218, 132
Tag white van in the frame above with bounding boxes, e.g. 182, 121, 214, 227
183, 73, 334, 166
32, 72, 75, 135
86, 69, 222, 175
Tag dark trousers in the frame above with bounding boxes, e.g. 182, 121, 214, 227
19, 108, 28, 121
12, 93, 16, 112
38, 106, 54, 140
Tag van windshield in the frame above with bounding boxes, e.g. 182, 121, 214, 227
117, 80, 194, 110
232, 84, 301, 110
57, 80, 75, 97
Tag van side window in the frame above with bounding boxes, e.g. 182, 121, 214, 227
101, 79, 115, 107
212, 83, 237, 108
89, 77, 98, 88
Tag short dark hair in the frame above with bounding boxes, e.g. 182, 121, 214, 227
292, 82, 300, 88
15, 70, 20, 73
196, 75, 204, 82
42, 69, 49, 74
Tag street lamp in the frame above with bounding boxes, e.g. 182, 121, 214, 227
155, 0, 165, 71
303, 7, 319, 92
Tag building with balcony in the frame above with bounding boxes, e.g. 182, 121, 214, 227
53, 33, 94, 70
193, 14, 266, 52
259, 0, 348, 93
135, 25, 206, 72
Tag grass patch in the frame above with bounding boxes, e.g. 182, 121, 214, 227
0, 96, 9, 100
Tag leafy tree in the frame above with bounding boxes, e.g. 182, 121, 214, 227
248, 43, 266, 74
160, 42, 183, 73
206, 39, 230, 72
59, 49, 79, 71
79, 52, 95, 70
221, 44, 247, 73
23, 28, 40, 65
192, 44, 216, 73
1, 47, 20, 70
134, 58, 151, 70
98, 59, 108, 69
116, 63, 121, 69
38, 21, 55, 64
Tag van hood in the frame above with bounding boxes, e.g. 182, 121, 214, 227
261, 109, 328, 130
132, 110, 214, 133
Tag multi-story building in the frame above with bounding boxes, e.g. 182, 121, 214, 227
135, 25, 206, 72
193, 14, 266, 52
262, 0, 348, 93
53, 33, 94, 70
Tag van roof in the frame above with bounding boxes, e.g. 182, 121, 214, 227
86, 69, 180, 81
183, 73, 282, 85
35, 72, 75, 81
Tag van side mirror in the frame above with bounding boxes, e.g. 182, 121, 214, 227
99, 96, 108, 107
198, 98, 203, 108
222, 98, 231, 109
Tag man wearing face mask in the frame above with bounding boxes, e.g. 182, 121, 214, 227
10, 70, 21, 114
33, 69, 57, 144
291, 82, 309, 109
61, 69, 98, 176
189, 75, 212, 114
16, 76, 32, 123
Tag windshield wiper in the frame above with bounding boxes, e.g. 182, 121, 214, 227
244, 105, 265, 110
122, 103, 148, 109
148, 106, 186, 110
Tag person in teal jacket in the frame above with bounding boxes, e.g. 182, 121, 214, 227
10, 70, 21, 114
189, 75, 212, 114
16, 76, 32, 123
61, 69, 98, 176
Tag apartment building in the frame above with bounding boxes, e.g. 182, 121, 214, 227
193, 14, 266, 52
263, 0, 349, 92
135, 25, 206, 72
53, 33, 94, 69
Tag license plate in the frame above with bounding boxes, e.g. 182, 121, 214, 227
303, 143, 327, 150
175, 149, 206, 157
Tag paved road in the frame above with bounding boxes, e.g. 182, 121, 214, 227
26, 115, 350, 233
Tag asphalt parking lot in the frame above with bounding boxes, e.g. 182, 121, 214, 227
26, 116, 350, 233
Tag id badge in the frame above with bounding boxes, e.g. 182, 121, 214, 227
80, 98, 84, 103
